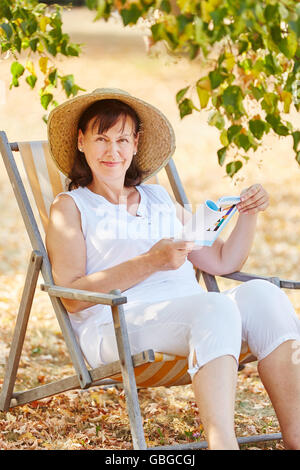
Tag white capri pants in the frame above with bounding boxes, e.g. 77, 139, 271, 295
81, 279, 300, 380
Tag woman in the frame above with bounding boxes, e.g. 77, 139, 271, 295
46, 88, 300, 450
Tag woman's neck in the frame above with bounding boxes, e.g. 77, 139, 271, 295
87, 178, 133, 204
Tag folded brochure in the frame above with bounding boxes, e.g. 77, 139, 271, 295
180, 196, 241, 247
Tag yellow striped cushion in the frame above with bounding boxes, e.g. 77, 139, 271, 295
110, 353, 190, 387
109, 349, 255, 388
18, 141, 67, 232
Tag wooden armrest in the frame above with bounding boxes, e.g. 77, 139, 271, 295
219, 271, 300, 289
40, 283, 127, 305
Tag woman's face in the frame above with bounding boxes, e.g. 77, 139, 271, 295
77, 114, 139, 185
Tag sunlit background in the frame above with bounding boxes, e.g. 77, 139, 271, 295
0, 5, 299, 449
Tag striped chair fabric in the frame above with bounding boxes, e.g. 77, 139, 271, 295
17, 141, 255, 388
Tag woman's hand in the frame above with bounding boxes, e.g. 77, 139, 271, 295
147, 238, 195, 271
236, 184, 269, 215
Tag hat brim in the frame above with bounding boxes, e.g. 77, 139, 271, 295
47, 88, 176, 183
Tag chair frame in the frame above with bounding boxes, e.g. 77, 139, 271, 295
0, 130, 299, 450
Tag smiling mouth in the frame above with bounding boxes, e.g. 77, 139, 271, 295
101, 161, 122, 166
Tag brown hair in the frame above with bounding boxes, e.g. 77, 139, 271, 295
68, 99, 148, 190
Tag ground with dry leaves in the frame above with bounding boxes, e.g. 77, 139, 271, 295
0, 7, 300, 450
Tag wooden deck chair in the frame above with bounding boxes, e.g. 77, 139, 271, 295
0, 130, 299, 450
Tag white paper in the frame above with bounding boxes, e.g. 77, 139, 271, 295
180, 196, 240, 247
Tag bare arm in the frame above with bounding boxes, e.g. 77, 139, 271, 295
188, 213, 258, 276
46, 194, 193, 313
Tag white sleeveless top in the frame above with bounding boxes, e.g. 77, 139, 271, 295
57, 184, 203, 336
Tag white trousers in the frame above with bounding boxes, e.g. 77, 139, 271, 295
81, 279, 300, 380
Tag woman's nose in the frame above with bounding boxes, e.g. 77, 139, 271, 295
106, 141, 119, 158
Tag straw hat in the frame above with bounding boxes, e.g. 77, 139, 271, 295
47, 88, 176, 182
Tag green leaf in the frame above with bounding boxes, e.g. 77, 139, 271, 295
86, 0, 98, 9
194, 16, 207, 53
236, 133, 251, 151
208, 111, 225, 130
281, 91, 292, 114
0, 0, 12, 20
248, 32, 264, 51
264, 53, 282, 75
210, 7, 227, 26
176, 15, 191, 34
226, 160, 243, 177
60, 74, 75, 97
24, 17, 38, 36
0, 23, 13, 40
160, 0, 171, 13
289, 16, 300, 36
250, 84, 265, 101
13, 34, 22, 53
227, 125, 242, 143
49, 26, 63, 42
25, 74, 37, 89
221, 86, 244, 119
176, 86, 189, 104
265, 114, 289, 136
48, 69, 58, 86
237, 40, 249, 54
217, 147, 227, 166
45, 40, 57, 56
264, 4, 280, 23
270, 25, 282, 44
292, 131, 300, 152
189, 43, 199, 60
29, 37, 39, 52
93, 0, 107, 21
69, 84, 86, 96
278, 31, 298, 59
296, 151, 300, 165
67, 43, 80, 56
60, 74, 84, 98
220, 129, 229, 146
120, 4, 142, 26
261, 93, 278, 114
10, 62, 25, 85
151, 22, 166, 42
254, 2, 265, 23
178, 98, 194, 118
196, 85, 210, 109
209, 69, 227, 89
41, 93, 53, 110
249, 119, 266, 140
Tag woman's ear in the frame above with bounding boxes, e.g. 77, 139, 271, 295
77, 129, 84, 151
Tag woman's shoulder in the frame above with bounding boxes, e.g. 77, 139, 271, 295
51, 187, 85, 213
53, 186, 85, 203
51, 191, 78, 214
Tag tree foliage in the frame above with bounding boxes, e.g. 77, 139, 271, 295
1, 0, 300, 175
0, 0, 85, 119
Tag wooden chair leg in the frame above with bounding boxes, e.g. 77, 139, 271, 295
0, 251, 43, 411
110, 289, 147, 450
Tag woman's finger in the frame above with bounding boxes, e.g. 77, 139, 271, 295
238, 193, 268, 212
239, 199, 269, 213
239, 200, 269, 213
240, 184, 262, 202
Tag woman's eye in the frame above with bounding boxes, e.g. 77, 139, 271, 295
119, 138, 129, 143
